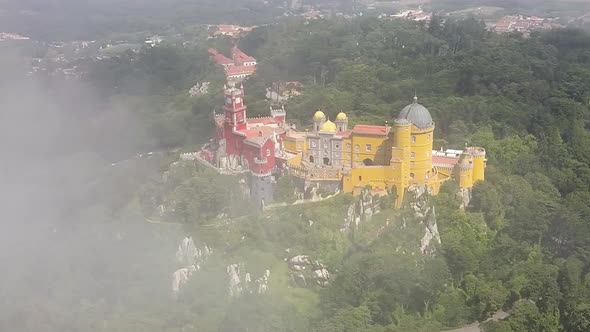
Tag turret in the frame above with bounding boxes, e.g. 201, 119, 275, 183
270, 104, 286, 127
456, 152, 474, 189
467, 147, 486, 183
335, 112, 348, 132
391, 118, 412, 207
398, 96, 434, 183
313, 110, 326, 132
223, 83, 247, 131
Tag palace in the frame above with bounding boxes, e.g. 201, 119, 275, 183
200, 84, 486, 208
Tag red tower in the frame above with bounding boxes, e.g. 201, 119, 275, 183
224, 84, 247, 132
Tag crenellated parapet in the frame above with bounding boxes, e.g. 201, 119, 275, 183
466, 146, 486, 158
290, 164, 341, 180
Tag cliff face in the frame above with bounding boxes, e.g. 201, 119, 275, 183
340, 188, 381, 234
407, 185, 441, 256
172, 237, 212, 296
287, 255, 331, 288
227, 264, 270, 297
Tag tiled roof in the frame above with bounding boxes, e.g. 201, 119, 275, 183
243, 126, 275, 139
232, 47, 256, 63
286, 130, 306, 139
244, 136, 269, 147
432, 155, 460, 167
225, 65, 256, 76
247, 117, 276, 125
352, 125, 388, 136
336, 130, 352, 138
214, 54, 234, 65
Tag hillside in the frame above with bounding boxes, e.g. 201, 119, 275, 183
2, 13, 590, 332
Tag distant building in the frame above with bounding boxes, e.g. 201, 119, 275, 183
382, 8, 433, 22
145, 36, 164, 47
0, 32, 30, 41
212, 25, 256, 39
209, 47, 257, 82
492, 15, 563, 34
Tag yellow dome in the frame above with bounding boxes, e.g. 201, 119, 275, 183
320, 120, 337, 132
314, 110, 326, 119
336, 112, 347, 120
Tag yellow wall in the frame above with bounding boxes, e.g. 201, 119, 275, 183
350, 135, 390, 166
342, 166, 395, 193
472, 155, 485, 183
457, 166, 473, 189
287, 152, 303, 167
392, 122, 411, 185
342, 137, 352, 167
284, 136, 306, 154
409, 126, 434, 183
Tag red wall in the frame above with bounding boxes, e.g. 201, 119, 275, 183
242, 139, 275, 174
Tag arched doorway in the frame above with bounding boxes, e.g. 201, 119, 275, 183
323, 157, 330, 165
309, 155, 314, 163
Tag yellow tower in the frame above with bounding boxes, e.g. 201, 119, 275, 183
468, 147, 486, 183
401, 97, 435, 183
391, 118, 411, 207
395, 96, 435, 183
456, 152, 474, 189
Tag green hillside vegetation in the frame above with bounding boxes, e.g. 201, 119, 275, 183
6, 15, 590, 332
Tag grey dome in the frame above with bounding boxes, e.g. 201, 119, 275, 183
394, 118, 411, 125
398, 97, 434, 129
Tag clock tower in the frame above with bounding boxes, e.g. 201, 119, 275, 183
224, 83, 247, 132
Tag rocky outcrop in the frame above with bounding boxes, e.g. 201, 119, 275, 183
175, 236, 212, 268
420, 205, 440, 256
457, 187, 471, 210
407, 185, 441, 256
227, 264, 270, 297
227, 263, 243, 297
172, 265, 197, 295
340, 188, 381, 234
287, 255, 331, 287
172, 237, 212, 296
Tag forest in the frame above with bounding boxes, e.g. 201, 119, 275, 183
3, 13, 590, 332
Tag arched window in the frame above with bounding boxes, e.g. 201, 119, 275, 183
410, 173, 415, 179
266, 149, 271, 157
355, 144, 360, 152
411, 152, 415, 158
411, 135, 416, 143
